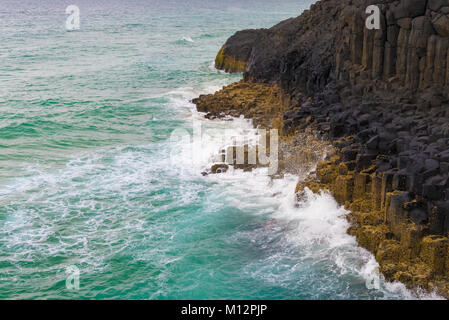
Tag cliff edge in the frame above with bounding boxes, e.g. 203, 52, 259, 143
197, 0, 449, 297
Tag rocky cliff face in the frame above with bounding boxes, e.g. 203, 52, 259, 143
218, 0, 449, 95
199, 0, 449, 297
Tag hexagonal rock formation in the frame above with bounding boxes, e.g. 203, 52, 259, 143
201, 0, 449, 297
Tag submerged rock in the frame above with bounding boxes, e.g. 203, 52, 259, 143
210, 163, 229, 174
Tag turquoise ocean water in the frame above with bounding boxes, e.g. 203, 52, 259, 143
0, 0, 441, 299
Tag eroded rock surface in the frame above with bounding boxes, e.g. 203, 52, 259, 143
201, 0, 449, 297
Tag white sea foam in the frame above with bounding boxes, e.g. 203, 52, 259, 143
208, 61, 228, 74
171, 84, 445, 300
0, 80, 444, 299
181, 36, 194, 43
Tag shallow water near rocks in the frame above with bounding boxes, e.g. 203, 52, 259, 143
0, 0, 443, 299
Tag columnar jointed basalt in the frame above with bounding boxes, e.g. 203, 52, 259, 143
291, 90, 449, 295
193, 81, 332, 176
202, 0, 449, 297
214, 29, 264, 73
219, 0, 449, 94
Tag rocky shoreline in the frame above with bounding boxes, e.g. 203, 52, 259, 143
194, 0, 449, 297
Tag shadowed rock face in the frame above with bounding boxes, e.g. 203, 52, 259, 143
215, 29, 264, 73
203, 0, 449, 296
218, 0, 449, 94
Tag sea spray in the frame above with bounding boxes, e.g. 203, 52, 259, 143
0, 0, 442, 300
177, 83, 444, 299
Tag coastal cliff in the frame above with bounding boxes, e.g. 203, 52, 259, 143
195, 0, 449, 297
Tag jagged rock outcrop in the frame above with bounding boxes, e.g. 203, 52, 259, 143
215, 30, 264, 73
217, 0, 449, 94
193, 81, 331, 177
204, 0, 449, 297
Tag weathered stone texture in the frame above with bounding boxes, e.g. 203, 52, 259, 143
204, 0, 449, 298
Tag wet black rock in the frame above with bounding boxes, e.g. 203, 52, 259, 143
213, 0, 449, 294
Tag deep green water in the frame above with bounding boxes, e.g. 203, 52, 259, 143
0, 0, 441, 299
